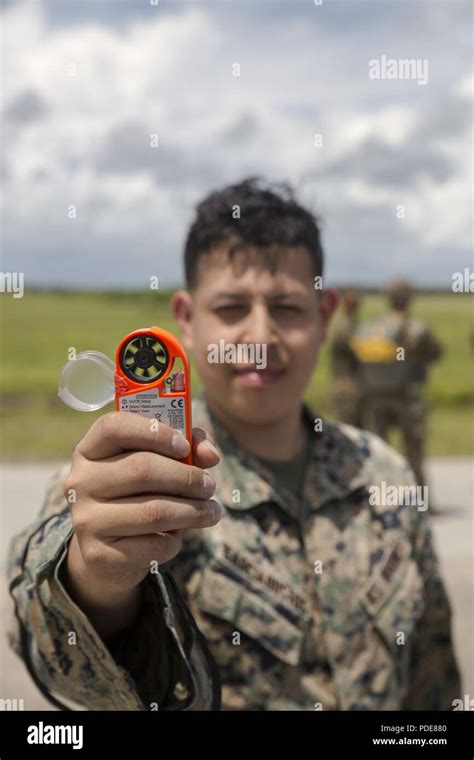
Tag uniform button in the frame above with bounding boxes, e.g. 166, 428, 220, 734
173, 681, 190, 701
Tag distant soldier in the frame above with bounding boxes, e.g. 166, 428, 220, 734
351, 280, 443, 488
329, 289, 363, 427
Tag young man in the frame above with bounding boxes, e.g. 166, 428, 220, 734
8, 179, 460, 711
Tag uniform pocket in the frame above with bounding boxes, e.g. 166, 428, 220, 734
196, 560, 310, 666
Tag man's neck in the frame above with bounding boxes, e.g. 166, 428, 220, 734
206, 396, 306, 462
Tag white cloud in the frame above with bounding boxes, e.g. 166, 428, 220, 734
1, 0, 472, 288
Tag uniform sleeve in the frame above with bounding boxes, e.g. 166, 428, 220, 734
7, 506, 145, 710
7, 468, 218, 711
329, 319, 359, 376
411, 325, 444, 364
402, 512, 462, 710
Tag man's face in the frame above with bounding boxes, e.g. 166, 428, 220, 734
173, 245, 336, 426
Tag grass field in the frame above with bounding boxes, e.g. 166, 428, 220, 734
1, 290, 473, 459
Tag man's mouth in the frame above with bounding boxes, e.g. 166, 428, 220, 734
232, 366, 285, 387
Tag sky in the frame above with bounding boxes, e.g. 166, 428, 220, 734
1, 0, 472, 289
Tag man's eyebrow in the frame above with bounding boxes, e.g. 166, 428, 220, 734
271, 291, 306, 300
211, 291, 249, 299
210, 290, 307, 300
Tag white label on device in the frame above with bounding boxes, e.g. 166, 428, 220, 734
119, 389, 186, 434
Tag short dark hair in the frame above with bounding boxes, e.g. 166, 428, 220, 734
184, 177, 324, 289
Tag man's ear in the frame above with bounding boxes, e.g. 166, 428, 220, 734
171, 289, 194, 351
319, 288, 339, 342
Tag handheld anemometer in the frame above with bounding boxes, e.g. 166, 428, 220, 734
58, 326, 193, 464
115, 327, 193, 463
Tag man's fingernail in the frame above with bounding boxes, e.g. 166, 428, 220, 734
172, 433, 191, 457
202, 472, 216, 493
209, 498, 224, 521
202, 439, 219, 457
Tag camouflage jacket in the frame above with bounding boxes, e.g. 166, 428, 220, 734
8, 396, 460, 711
351, 314, 443, 395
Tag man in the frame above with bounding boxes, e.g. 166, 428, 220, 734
352, 280, 443, 488
329, 289, 364, 427
8, 179, 460, 711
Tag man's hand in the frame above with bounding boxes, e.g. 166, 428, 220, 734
62, 412, 222, 637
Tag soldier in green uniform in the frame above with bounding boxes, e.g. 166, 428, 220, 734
352, 280, 443, 489
329, 289, 364, 427
8, 180, 460, 711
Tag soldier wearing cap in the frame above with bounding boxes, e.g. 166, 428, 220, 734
352, 280, 443, 489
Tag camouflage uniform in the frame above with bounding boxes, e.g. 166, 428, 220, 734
354, 313, 443, 487
7, 396, 460, 710
329, 312, 363, 427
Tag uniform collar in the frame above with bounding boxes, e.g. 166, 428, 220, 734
192, 394, 369, 516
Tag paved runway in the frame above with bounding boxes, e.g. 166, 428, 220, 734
1, 458, 472, 710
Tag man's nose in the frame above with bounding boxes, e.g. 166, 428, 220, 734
241, 304, 277, 346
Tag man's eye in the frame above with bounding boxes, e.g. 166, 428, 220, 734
215, 304, 245, 313
214, 304, 247, 319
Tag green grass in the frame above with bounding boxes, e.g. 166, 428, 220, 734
1, 290, 473, 459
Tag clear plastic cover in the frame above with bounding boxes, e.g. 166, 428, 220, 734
58, 351, 115, 412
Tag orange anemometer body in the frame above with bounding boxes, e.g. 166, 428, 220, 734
114, 327, 193, 464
